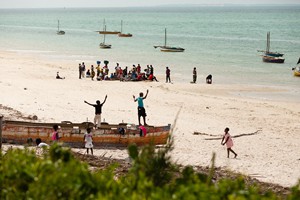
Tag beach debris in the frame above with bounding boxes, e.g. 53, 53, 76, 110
27, 115, 38, 120
193, 130, 262, 140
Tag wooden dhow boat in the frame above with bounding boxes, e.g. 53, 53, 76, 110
1, 120, 171, 148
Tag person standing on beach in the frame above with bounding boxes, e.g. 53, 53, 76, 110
91, 65, 95, 81
221, 127, 237, 158
193, 67, 197, 83
84, 95, 107, 129
79, 63, 82, 79
84, 128, 93, 155
51, 124, 61, 142
166, 67, 171, 83
82, 62, 86, 78
133, 90, 149, 126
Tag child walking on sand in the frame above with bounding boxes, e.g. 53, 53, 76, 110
221, 127, 237, 158
84, 128, 93, 155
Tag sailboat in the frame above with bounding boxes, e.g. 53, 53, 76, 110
154, 28, 184, 52
97, 19, 120, 35
118, 20, 133, 37
259, 32, 284, 63
57, 20, 65, 35
99, 25, 112, 49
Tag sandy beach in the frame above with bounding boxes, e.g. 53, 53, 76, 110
0, 50, 299, 187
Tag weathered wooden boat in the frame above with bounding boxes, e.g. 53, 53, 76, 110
262, 55, 285, 63
2, 120, 171, 148
154, 28, 185, 52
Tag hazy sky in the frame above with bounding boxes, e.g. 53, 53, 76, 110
0, 0, 299, 8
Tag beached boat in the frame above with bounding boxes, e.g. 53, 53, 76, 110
99, 25, 112, 49
1, 120, 171, 148
262, 55, 285, 63
154, 28, 185, 52
118, 20, 133, 37
57, 20, 65, 35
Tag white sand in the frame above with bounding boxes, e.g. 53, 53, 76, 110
0, 50, 299, 187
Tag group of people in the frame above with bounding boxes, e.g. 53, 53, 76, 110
78, 61, 159, 82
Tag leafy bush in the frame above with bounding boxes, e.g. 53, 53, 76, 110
0, 141, 299, 199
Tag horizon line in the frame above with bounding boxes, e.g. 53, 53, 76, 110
1, 3, 300, 9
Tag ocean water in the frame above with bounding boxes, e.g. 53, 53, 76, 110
0, 6, 299, 88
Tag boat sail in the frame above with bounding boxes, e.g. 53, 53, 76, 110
154, 28, 184, 52
57, 20, 65, 35
99, 25, 112, 49
118, 20, 133, 37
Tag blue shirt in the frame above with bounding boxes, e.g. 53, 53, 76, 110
137, 97, 144, 107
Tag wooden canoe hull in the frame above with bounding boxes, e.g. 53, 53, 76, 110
2, 120, 171, 148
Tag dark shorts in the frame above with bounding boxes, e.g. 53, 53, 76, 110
138, 107, 147, 117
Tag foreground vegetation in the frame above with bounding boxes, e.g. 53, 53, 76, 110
0, 142, 299, 200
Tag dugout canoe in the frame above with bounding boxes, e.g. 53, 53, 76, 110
1, 120, 171, 148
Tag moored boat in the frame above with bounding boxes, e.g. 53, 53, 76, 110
118, 20, 133, 37
259, 32, 284, 63
99, 25, 112, 49
154, 28, 184, 52
1, 120, 171, 148
57, 20, 65, 35
293, 58, 300, 76
294, 66, 300, 76
262, 55, 285, 63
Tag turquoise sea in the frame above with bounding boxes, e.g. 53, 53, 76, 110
0, 6, 299, 89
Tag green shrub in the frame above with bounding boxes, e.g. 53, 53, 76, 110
0, 141, 299, 199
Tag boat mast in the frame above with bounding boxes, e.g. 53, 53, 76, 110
103, 25, 106, 44
164, 28, 167, 47
266, 31, 270, 53
121, 20, 123, 33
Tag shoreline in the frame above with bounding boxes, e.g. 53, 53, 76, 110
0, 50, 300, 187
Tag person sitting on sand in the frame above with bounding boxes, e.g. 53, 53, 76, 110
84, 95, 107, 129
206, 74, 212, 84
56, 72, 65, 79
86, 69, 91, 78
221, 127, 237, 158
83, 128, 93, 155
133, 90, 149, 126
